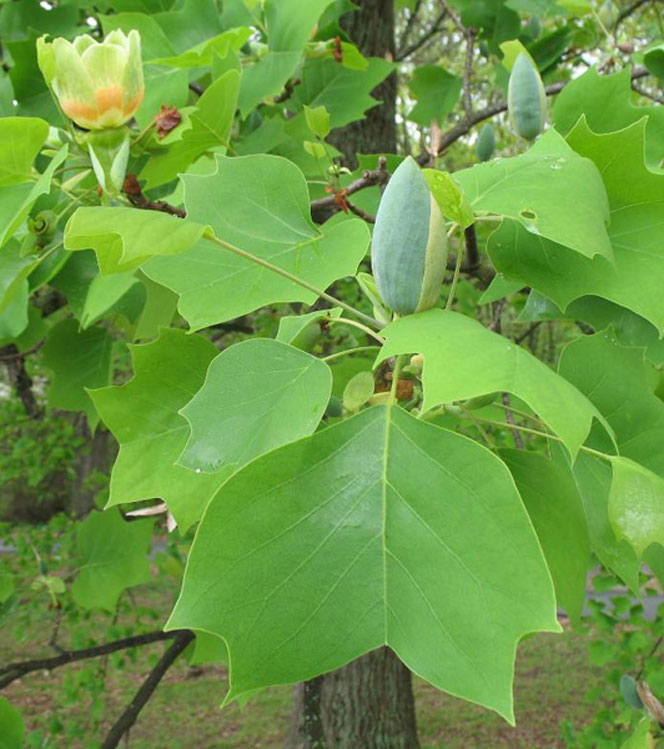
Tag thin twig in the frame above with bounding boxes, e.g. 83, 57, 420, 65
122, 174, 186, 218
397, 0, 423, 54
101, 631, 194, 748
514, 321, 542, 344
416, 66, 651, 164
501, 392, 525, 450
310, 158, 389, 212
637, 636, 664, 680
346, 199, 376, 223
616, 0, 653, 26
0, 341, 43, 361
632, 83, 664, 104
396, 8, 447, 61
0, 630, 185, 689
462, 27, 476, 120
463, 225, 479, 271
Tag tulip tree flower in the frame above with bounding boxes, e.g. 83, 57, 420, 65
38, 30, 144, 195
37, 29, 144, 131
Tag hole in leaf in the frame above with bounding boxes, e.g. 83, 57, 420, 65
520, 209, 536, 220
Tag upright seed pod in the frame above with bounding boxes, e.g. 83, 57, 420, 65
507, 53, 547, 140
476, 123, 496, 162
371, 156, 448, 316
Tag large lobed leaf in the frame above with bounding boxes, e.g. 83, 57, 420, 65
179, 338, 332, 473
489, 119, 664, 333
143, 154, 370, 329
64, 207, 208, 274
72, 510, 153, 611
168, 404, 558, 721
90, 329, 228, 532
454, 128, 611, 260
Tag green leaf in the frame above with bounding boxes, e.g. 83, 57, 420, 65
342, 370, 375, 412
567, 297, 664, 367
620, 674, 645, 711
643, 43, 664, 80
179, 339, 332, 473
499, 449, 590, 626
423, 170, 475, 229
72, 510, 153, 611
408, 66, 462, 126
0, 144, 67, 248
553, 67, 664, 168
0, 697, 24, 749
294, 57, 396, 129
489, 119, 664, 333
42, 319, 112, 427
609, 457, 664, 557
6, 32, 59, 121
572, 451, 640, 590
559, 330, 664, 477
64, 207, 208, 274
168, 404, 558, 720
0, 116, 48, 186
379, 309, 609, 459
304, 105, 331, 139
139, 69, 241, 189
454, 129, 611, 260
238, 0, 333, 116
90, 329, 230, 531
0, 573, 14, 604
133, 272, 179, 341
143, 155, 370, 330
0, 281, 28, 339
276, 307, 342, 348
79, 271, 141, 329
147, 27, 251, 68
0, 242, 37, 313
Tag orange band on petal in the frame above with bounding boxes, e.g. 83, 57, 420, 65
61, 99, 99, 124
95, 85, 124, 115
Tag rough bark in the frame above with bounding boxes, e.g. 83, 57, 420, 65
288, 648, 418, 748
70, 417, 117, 517
327, 0, 397, 168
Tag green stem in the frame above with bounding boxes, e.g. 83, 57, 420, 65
491, 401, 548, 427
328, 316, 385, 344
323, 345, 379, 363
445, 227, 464, 311
205, 233, 382, 330
465, 416, 613, 462
459, 404, 495, 449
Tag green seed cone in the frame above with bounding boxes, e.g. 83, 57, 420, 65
476, 123, 496, 162
371, 156, 448, 316
507, 53, 547, 140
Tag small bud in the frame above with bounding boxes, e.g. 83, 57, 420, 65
28, 210, 58, 239
38, 30, 144, 131
409, 354, 424, 373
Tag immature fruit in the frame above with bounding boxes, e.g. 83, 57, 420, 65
371, 156, 448, 316
598, 0, 618, 30
507, 53, 547, 140
476, 123, 495, 162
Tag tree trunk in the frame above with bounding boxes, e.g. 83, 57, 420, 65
70, 418, 116, 517
288, 648, 418, 748
327, 0, 397, 168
